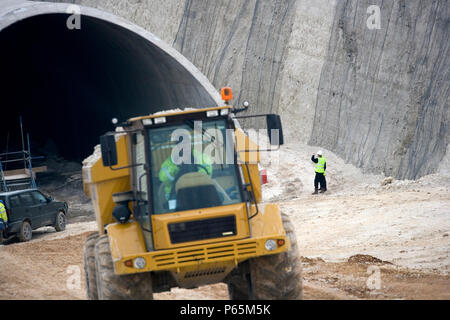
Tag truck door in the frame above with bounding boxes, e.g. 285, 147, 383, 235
6, 195, 23, 233
18, 192, 41, 229
31, 191, 53, 225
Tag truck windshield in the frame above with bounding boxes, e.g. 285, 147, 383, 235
148, 119, 243, 214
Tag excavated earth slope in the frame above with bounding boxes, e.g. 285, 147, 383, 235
309, 0, 449, 180
46, 0, 449, 179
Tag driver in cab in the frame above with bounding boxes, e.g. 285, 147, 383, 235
159, 149, 213, 203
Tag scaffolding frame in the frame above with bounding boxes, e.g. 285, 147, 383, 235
0, 117, 43, 192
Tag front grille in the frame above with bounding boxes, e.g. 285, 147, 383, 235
150, 241, 258, 268
168, 215, 236, 244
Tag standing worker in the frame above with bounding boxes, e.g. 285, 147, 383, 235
0, 200, 8, 242
311, 150, 327, 194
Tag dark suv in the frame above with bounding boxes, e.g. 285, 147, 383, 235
0, 189, 68, 243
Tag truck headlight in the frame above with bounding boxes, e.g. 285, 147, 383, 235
154, 116, 166, 124
206, 110, 219, 117
134, 257, 146, 269
265, 239, 277, 251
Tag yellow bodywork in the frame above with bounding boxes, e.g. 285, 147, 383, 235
82, 135, 131, 234
151, 203, 250, 250
82, 106, 288, 287
235, 128, 262, 203
107, 203, 288, 287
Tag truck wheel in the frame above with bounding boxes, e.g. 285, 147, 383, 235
19, 221, 32, 242
227, 283, 250, 300
226, 261, 251, 300
84, 232, 100, 300
226, 212, 303, 300
248, 212, 303, 299
54, 211, 66, 232
95, 235, 153, 300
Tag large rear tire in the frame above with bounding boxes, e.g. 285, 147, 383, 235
226, 212, 303, 300
94, 235, 154, 300
83, 232, 100, 300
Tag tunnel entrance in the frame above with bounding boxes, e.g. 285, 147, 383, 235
0, 13, 217, 163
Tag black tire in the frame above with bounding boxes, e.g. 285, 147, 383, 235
95, 235, 153, 300
84, 232, 100, 300
54, 211, 66, 232
249, 212, 303, 299
226, 268, 251, 300
18, 221, 32, 242
226, 212, 303, 300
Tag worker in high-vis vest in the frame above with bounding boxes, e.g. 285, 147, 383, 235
159, 149, 213, 201
311, 150, 327, 194
0, 200, 8, 238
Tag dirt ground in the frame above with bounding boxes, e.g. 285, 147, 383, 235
0, 143, 449, 300
0, 231, 448, 300
0, 186, 449, 299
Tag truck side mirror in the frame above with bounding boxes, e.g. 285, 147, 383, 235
266, 114, 284, 146
100, 134, 118, 167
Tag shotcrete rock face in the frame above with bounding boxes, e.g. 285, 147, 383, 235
0, 11, 219, 162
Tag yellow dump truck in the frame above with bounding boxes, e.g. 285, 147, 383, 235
82, 89, 302, 299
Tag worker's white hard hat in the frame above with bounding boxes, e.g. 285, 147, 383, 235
317, 150, 323, 156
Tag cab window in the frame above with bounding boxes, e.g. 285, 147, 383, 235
133, 132, 148, 217
31, 191, 47, 204
9, 195, 20, 208
148, 119, 243, 214
19, 193, 34, 206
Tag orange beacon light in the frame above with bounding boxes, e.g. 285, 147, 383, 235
221, 87, 233, 104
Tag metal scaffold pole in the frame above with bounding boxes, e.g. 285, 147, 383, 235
0, 117, 45, 192
0, 160, 7, 192
20, 116, 27, 170
27, 133, 36, 189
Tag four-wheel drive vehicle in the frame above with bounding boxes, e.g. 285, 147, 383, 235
82, 90, 302, 300
0, 189, 68, 243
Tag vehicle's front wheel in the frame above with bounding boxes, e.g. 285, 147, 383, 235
19, 221, 32, 242
226, 212, 303, 300
95, 235, 153, 300
54, 211, 66, 232
248, 212, 303, 299
84, 232, 100, 300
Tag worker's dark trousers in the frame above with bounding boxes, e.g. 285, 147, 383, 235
314, 172, 327, 190
0, 219, 7, 239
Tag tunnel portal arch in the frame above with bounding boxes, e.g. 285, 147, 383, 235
0, 1, 221, 162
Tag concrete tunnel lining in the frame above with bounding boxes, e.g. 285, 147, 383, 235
0, 1, 222, 162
